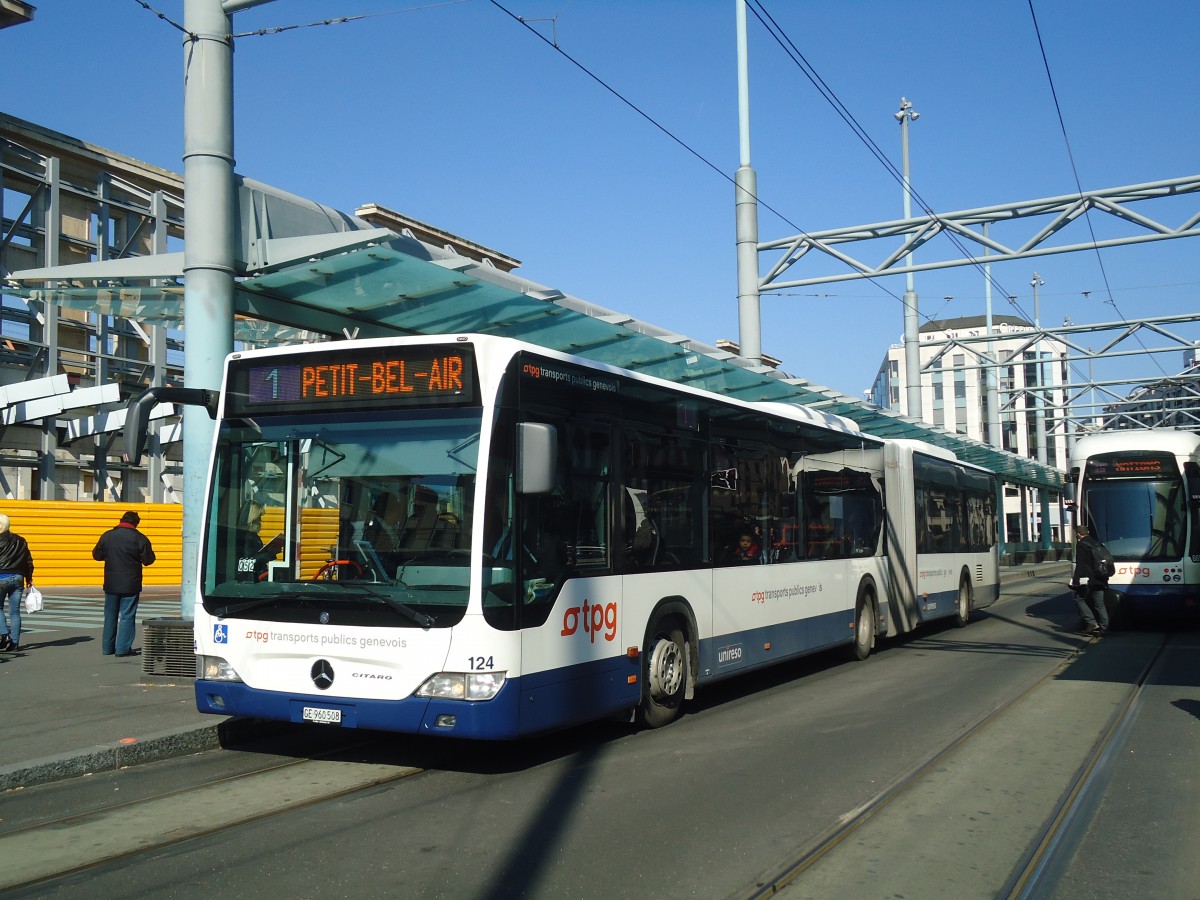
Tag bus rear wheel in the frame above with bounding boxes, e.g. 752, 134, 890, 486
638, 618, 688, 728
850, 588, 875, 661
953, 576, 972, 628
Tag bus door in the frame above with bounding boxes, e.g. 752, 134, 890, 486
883, 442, 919, 634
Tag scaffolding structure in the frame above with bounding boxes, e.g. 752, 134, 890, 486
1, 114, 182, 502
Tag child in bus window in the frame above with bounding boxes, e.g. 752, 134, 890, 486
733, 530, 761, 564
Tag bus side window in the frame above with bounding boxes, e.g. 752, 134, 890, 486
567, 424, 611, 572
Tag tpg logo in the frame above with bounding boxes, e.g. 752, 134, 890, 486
561, 599, 617, 643
1117, 566, 1150, 578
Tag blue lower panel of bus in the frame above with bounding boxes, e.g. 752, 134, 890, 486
916, 587, 961, 622
518, 655, 640, 734
699, 608, 852, 677
196, 654, 641, 739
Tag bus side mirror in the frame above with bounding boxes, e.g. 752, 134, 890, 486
123, 386, 219, 466
517, 422, 557, 495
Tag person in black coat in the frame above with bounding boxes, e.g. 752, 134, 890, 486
92, 511, 156, 657
1070, 524, 1110, 636
0, 512, 35, 652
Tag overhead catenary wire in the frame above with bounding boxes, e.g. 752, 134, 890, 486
1025, 0, 1167, 377
745, 0, 1032, 321
130, 0, 988, 331
486, 1, 966, 321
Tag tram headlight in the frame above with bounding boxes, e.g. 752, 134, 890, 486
415, 671, 506, 701
200, 655, 242, 682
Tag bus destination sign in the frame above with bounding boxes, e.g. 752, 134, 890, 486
230, 346, 477, 414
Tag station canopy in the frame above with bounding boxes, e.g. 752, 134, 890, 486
6, 189, 1063, 491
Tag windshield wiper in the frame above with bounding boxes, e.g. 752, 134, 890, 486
214, 592, 308, 618
347, 586, 436, 629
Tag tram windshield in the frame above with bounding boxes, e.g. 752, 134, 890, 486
1083, 476, 1187, 561
201, 408, 484, 627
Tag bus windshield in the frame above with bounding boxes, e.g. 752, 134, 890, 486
202, 408, 483, 627
1083, 476, 1187, 561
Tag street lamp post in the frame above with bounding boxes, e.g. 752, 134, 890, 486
1031, 273, 1047, 466
896, 97, 922, 419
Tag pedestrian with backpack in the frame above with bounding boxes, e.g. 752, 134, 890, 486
0, 513, 35, 652
1070, 524, 1112, 636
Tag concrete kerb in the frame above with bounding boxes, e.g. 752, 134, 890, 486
1000, 560, 1072, 585
0, 717, 288, 793
0, 723, 223, 792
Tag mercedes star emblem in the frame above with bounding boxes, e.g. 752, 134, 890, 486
311, 659, 335, 690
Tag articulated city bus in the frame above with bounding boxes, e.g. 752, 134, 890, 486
177, 334, 998, 738
1069, 429, 1200, 621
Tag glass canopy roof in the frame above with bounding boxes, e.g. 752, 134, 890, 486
7, 234, 1064, 490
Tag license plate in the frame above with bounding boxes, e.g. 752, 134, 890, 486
302, 706, 342, 725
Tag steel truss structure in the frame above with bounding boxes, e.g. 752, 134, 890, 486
759, 176, 1200, 288
758, 175, 1200, 443
920, 313, 1200, 437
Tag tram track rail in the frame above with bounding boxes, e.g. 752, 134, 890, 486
1001, 631, 1172, 898
0, 736, 425, 893
735, 629, 1172, 900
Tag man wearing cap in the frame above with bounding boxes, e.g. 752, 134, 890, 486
92, 511, 157, 657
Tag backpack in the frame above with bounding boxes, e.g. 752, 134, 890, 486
1094, 541, 1116, 579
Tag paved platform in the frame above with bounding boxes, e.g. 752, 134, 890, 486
0, 563, 1073, 791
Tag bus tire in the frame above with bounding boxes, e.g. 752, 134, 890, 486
638, 617, 688, 728
953, 574, 972, 628
850, 586, 876, 661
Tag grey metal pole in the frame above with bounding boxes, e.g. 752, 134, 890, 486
180, 0, 238, 617
1030, 273, 1051, 551
983, 223, 1002, 448
982, 225, 1005, 556
734, 0, 761, 365
896, 98, 921, 418
1031, 273, 1048, 466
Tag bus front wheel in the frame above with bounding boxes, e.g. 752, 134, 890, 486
638, 618, 688, 728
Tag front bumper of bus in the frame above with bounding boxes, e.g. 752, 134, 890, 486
1109, 584, 1200, 617
196, 652, 638, 739
195, 677, 526, 739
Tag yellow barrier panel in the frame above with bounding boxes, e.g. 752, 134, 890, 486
0, 501, 182, 587
2, 502, 352, 587
298, 507, 340, 579
249, 506, 338, 579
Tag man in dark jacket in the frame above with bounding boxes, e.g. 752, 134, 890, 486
0, 512, 35, 652
1070, 524, 1110, 636
92, 511, 156, 657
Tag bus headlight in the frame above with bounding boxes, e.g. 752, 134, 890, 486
200, 655, 242, 682
415, 671, 506, 701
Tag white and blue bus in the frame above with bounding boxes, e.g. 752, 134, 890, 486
1069, 429, 1200, 621
183, 334, 998, 738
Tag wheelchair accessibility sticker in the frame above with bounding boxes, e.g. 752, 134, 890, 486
213, 623, 229, 644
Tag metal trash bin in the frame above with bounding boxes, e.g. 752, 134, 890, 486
142, 618, 197, 678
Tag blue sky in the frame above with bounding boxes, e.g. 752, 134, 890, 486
4, 0, 1198, 398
